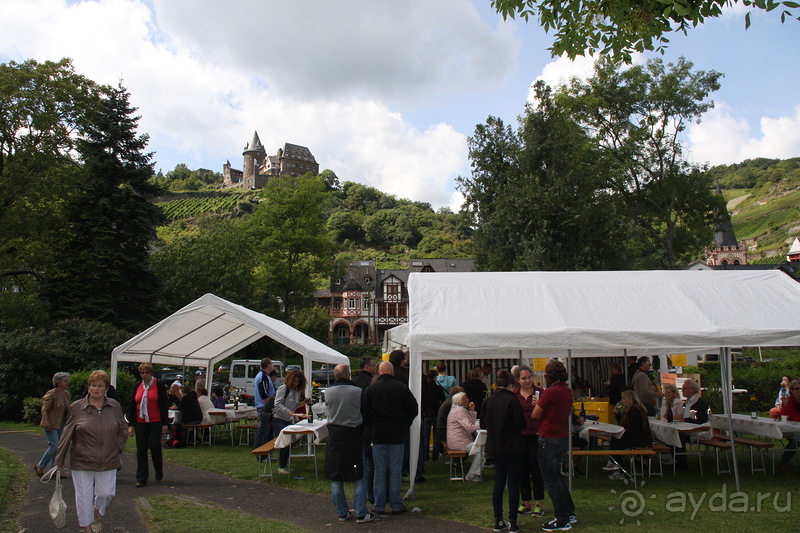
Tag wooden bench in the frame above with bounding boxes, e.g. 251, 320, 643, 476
699, 439, 732, 475
441, 441, 469, 481
251, 437, 278, 480
641, 443, 671, 477
710, 430, 775, 474
183, 423, 214, 446
238, 423, 259, 447
572, 449, 656, 488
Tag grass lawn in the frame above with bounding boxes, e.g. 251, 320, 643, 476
141, 494, 306, 533
4, 420, 800, 531
156, 426, 800, 532
0, 447, 27, 533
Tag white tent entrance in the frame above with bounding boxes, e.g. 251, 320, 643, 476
110, 293, 350, 397
406, 270, 800, 496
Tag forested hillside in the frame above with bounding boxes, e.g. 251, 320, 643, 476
708, 158, 800, 258
154, 173, 474, 270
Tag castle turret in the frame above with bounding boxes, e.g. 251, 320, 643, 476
242, 131, 267, 183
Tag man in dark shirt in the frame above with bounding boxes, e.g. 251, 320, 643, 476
364, 362, 418, 515
353, 357, 376, 389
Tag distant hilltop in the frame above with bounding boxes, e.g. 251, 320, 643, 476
223, 130, 318, 189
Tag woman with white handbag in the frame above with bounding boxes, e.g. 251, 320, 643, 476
55, 370, 128, 533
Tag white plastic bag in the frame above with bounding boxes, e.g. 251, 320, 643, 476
42, 467, 67, 529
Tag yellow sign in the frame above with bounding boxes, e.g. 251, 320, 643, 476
532, 358, 548, 372
672, 354, 687, 366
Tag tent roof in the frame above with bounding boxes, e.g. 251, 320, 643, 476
111, 293, 348, 369
407, 270, 800, 358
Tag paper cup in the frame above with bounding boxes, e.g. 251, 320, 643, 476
535, 391, 540, 401
781, 415, 789, 423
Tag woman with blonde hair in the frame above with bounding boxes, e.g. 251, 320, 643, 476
605, 390, 652, 479
35, 372, 70, 477
55, 371, 127, 533
661, 383, 684, 421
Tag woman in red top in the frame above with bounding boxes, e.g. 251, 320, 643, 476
514, 365, 546, 518
127, 362, 168, 487
778, 379, 800, 472
532, 359, 576, 532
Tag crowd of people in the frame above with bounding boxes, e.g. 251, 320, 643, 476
34, 353, 800, 532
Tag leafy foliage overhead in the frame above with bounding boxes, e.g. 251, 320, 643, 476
492, 0, 800, 62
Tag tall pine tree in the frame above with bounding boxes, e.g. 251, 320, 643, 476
41, 83, 163, 331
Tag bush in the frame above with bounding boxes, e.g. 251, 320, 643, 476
0, 318, 131, 420
334, 344, 383, 368
684, 359, 800, 413
23, 397, 42, 425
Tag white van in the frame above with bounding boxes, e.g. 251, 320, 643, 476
229, 359, 285, 398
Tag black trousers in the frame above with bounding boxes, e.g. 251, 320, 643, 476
135, 421, 163, 483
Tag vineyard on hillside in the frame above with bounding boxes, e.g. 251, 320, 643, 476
158, 191, 257, 221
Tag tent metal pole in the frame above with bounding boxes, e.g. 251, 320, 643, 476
721, 347, 741, 492
568, 349, 573, 494
623, 349, 628, 386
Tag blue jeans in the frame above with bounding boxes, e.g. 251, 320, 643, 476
331, 474, 368, 517
493, 452, 522, 522
364, 446, 375, 503
37, 427, 63, 470
372, 443, 404, 511
537, 437, 575, 524
271, 418, 290, 468
781, 436, 798, 466
255, 407, 273, 448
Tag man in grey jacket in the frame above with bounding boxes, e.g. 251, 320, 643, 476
631, 356, 663, 416
325, 364, 375, 524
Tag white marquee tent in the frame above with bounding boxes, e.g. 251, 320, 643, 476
110, 293, 350, 393
406, 270, 800, 494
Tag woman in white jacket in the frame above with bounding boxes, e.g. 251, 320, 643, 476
446, 392, 484, 481
271, 370, 311, 474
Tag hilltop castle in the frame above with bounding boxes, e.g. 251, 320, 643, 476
222, 131, 319, 189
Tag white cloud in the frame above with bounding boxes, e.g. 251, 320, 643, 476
153, 0, 518, 105
0, 0, 493, 208
688, 103, 800, 166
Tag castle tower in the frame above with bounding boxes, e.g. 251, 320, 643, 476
705, 184, 748, 266
242, 131, 267, 183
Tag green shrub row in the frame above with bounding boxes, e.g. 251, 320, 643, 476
684, 359, 800, 413
22, 369, 138, 425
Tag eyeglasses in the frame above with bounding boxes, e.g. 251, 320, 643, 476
140, 372, 151, 375
791, 387, 800, 391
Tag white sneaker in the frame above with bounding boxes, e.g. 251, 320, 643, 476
660, 455, 674, 465
608, 471, 626, 481
601, 461, 619, 472
278, 468, 290, 475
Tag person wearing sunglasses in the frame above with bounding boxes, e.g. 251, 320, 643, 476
777, 379, 800, 473
127, 363, 168, 487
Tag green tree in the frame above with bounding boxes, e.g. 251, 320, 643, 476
557, 57, 721, 268
492, 0, 800, 62
458, 83, 628, 271
151, 217, 258, 311
247, 175, 333, 322
40, 83, 163, 330
0, 58, 101, 293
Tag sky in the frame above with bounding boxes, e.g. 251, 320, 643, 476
1, 0, 798, 211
